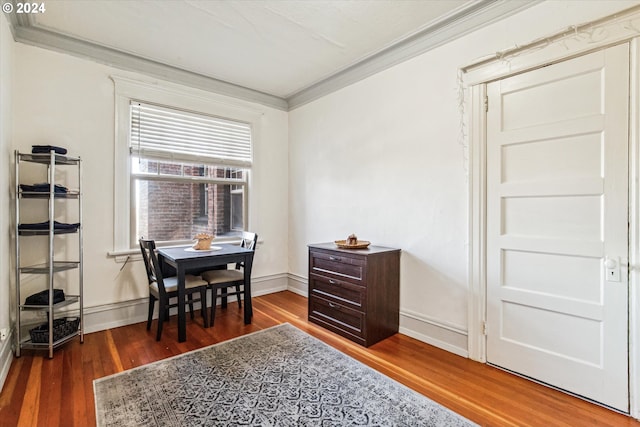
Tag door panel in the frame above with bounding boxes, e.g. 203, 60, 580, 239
501, 133, 602, 183
486, 43, 629, 411
503, 196, 602, 240
503, 251, 601, 302
501, 302, 602, 364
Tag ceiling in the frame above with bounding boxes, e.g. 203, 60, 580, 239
7, 0, 537, 109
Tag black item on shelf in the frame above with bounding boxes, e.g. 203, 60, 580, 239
29, 317, 80, 343
25, 288, 65, 305
18, 221, 80, 232
20, 183, 69, 194
31, 145, 68, 155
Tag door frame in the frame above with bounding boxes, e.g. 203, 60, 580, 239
463, 5, 640, 418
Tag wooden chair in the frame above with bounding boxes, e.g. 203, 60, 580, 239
201, 231, 257, 326
139, 238, 209, 340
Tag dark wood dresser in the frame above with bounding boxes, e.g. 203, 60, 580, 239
308, 243, 400, 347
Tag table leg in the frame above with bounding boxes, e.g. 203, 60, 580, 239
177, 267, 186, 342
244, 254, 253, 324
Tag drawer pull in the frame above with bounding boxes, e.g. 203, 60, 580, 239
329, 279, 336, 284
329, 256, 340, 261
328, 302, 338, 308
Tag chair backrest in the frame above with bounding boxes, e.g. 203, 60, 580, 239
235, 231, 258, 270
240, 231, 258, 251
139, 238, 168, 295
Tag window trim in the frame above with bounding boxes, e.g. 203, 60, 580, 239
111, 75, 263, 252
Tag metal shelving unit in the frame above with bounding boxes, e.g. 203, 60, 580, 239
14, 150, 83, 358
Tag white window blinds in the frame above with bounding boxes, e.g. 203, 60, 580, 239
130, 102, 252, 167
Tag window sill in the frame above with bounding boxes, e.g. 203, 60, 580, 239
108, 236, 250, 263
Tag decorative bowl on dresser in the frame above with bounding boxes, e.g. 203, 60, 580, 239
308, 242, 401, 347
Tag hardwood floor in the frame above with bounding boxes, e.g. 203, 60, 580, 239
0, 291, 638, 427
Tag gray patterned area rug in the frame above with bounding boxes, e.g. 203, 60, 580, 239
94, 323, 477, 426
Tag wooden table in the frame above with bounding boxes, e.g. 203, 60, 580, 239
157, 244, 255, 342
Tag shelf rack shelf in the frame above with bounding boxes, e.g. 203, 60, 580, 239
14, 150, 84, 358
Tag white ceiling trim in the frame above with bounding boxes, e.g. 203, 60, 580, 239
6, 0, 539, 111
9, 16, 289, 110
287, 0, 540, 109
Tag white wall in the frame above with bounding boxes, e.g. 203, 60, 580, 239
11, 43, 289, 331
0, 13, 14, 391
288, 0, 639, 355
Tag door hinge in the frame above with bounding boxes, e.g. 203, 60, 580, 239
482, 321, 487, 335
484, 96, 488, 112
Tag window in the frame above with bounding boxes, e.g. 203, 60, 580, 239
129, 101, 251, 247
112, 76, 262, 252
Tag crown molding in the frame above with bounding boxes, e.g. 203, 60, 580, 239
11, 19, 289, 111
286, 0, 540, 110
7, 0, 539, 112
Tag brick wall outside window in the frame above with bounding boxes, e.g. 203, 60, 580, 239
135, 162, 237, 241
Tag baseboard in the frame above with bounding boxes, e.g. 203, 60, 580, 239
84, 298, 149, 334
0, 330, 13, 393
284, 273, 468, 357
286, 273, 308, 297
399, 309, 468, 358
252, 273, 288, 296
83, 273, 290, 334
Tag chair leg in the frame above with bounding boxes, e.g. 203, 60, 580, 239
147, 296, 155, 331
157, 298, 165, 341
235, 284, 242, 308
200, 288, 209, 328
188, 294, 195, 320
210, 287, 218, 326
221, 288, 228, 309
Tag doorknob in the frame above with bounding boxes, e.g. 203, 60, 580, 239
605, 257, 620, 282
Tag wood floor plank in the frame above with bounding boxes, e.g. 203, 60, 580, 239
0, 356, 28, 426
16, 356, 42, 427
0, 291, 639, 427
39, 348, 63, 427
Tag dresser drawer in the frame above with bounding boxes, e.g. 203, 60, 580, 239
309, 273, 365, 310
309, 296, 365, 343
310, 250, 365, 283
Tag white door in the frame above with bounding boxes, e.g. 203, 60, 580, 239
486, 43, 629, 411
